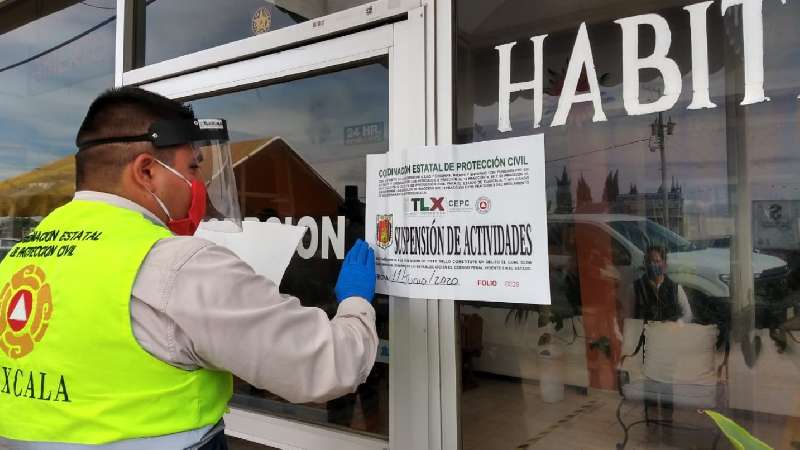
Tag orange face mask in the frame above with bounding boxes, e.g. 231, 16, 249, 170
149, 160, 208, 236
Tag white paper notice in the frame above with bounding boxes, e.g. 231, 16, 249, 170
366, 135, 551, 304
196, 221, 306, 284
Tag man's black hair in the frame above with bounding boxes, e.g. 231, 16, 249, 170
76, 87, 195, 146
646, 245, 667, 261
74, 87, 195, 190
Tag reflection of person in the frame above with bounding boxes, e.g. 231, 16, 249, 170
631, 245, 692, 441
0, 88, 378, 450
634, 246, 693, 323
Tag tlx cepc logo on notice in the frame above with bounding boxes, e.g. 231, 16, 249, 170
410, 197, 445, 212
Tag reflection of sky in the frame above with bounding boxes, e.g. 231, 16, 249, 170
145, 0, 290, 66
0, 2, 115, 181
460, 0, 800, 218
0, 1, 114, 67
190, 62, 389, 201
143, 0, 369, 66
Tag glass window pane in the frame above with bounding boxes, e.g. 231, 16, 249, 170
455, 0, 800, 448
190, 61, 389, 438
0, 0, 115, 240
137, 0, 377, 67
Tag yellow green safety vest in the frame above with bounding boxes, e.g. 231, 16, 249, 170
0, 199, 232, 444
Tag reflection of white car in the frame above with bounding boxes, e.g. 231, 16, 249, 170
0, 238, 20, 261
547, 214, 788, 302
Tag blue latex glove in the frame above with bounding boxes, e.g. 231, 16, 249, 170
335, 239, 376, 303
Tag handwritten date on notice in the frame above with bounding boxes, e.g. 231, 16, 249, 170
377, 267, 459, 286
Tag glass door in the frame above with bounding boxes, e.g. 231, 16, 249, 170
191, 60, 390, 438
134, 11, 428, 450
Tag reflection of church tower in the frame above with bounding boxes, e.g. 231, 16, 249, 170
576, 174, 593, 208
602, 170, 619, 202
615, 178, 686, 234
555, 167, 573, 214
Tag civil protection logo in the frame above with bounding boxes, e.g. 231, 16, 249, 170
376, 214, 393, 249
476, 196, 492, 214
0, 265, 52, 359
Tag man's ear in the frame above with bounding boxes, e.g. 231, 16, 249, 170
130, 152, 158, 192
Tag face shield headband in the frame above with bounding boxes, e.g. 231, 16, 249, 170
76, 118, 230, 151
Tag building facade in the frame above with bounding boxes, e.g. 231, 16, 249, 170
1, 0, 800, 449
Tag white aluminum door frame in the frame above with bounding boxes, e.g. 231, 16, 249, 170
431, 1, 460, 448
120, 9, 433, 450
115, 0, 423, 87
386, 7, 436, 450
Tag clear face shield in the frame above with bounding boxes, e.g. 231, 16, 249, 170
192, 137, 242, 232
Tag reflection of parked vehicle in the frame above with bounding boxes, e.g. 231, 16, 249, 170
0, 238, 20, 261
547, 214, 789, 308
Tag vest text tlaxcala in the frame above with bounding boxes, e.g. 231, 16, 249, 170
0, 366, 70, 402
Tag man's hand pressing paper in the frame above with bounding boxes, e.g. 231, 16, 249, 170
335, 239, 376, 303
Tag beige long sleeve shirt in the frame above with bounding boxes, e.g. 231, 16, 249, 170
75, 191, 378, 404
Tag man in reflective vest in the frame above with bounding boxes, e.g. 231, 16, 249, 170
0, 87, 378, 449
